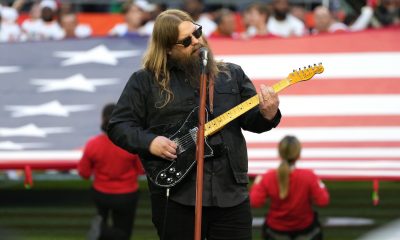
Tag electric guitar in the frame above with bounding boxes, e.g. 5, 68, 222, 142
144, 64, 324, 188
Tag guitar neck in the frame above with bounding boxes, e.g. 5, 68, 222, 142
204, 78, 290, 137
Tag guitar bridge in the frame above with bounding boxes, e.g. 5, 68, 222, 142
189, 127, 198, 142
172, 138, 184, 155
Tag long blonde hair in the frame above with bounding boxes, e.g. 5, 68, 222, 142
277, 135, 301, 199
142, 9, 219, 108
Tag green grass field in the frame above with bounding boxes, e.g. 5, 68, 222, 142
0, 174, 399, 240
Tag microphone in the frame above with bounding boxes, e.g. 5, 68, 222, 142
199, 47, 208, 67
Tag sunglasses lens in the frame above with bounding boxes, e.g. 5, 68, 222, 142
193, 27, 202, 39
176, 25, 202, 48
182, 36, 192, 47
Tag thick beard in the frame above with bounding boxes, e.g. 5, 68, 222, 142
170, 52, 202, 88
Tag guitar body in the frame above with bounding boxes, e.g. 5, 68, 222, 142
144, 107, 214, 188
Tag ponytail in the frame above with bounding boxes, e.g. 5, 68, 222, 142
277, 136, 301, 199
277, 160, 290, 199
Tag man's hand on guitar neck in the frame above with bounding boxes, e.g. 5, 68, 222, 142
149, 136, 178, 161
258, 84, 280, 121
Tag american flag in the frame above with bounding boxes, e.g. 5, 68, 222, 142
0, 37, 148, 169
1, 28, 400, 180
211, 27, 400, 180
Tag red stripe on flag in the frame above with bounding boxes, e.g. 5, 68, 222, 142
279, 116, 400, 127
210, 27, 400, 55
247, 141, 400, 148
0, 161, 77, 170
252, 78, 400, 95
250, 157, 400, 161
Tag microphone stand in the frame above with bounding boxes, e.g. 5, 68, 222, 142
194, 52, 208, 240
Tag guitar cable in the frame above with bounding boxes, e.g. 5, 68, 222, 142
160, 188, 170, 240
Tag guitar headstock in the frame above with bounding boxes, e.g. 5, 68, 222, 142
287, 63, 324, 84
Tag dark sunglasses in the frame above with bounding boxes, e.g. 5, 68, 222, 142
175, 23, 203, 48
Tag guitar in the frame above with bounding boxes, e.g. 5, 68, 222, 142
145, 63, 324, 188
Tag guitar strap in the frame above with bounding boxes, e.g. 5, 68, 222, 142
208, 75, 214, 114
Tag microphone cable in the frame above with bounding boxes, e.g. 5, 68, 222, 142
160, 188, 170, 240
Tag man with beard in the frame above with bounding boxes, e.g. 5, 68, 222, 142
108, 9, 281, 240
267, 0, 306, 38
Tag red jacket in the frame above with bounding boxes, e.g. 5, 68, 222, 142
250, 168, 329, 231
78, 133, 144, 194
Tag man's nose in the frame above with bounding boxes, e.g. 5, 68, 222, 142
191, 35, 200, 46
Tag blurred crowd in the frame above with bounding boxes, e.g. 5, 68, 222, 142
0, 0, 399, 43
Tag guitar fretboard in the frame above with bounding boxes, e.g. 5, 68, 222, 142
204, 78, 290, 137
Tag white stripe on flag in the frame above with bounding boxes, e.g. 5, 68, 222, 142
244, 127, 400, 142
216, 52, 400, 79
248, 168, 400, 177
248, 148, 400, 158
0, 151, 82, 161
280, 95, 400, 116
314, 170, 400, 177
249, 160, 400, 169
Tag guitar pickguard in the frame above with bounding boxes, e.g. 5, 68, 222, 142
145, 107, 214, 188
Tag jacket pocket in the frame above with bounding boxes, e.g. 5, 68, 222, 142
215, 81, 239, 94
214, 81, 240, 113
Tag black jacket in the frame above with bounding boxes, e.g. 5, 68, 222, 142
108, 62, 281, 205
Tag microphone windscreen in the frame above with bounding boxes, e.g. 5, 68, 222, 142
199, 47, 208, 60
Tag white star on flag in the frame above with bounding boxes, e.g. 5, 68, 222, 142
30, 73, 120, 92
0, 66, 20, 74
4, 100, 95, 117
0, 141, 49, 150
0, 124, 72, 137
53, 44, 141, 66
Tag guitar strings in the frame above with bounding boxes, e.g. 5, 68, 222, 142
175, 132, 193, 144
177, 138, 195, 149
174, 133, 195, 149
